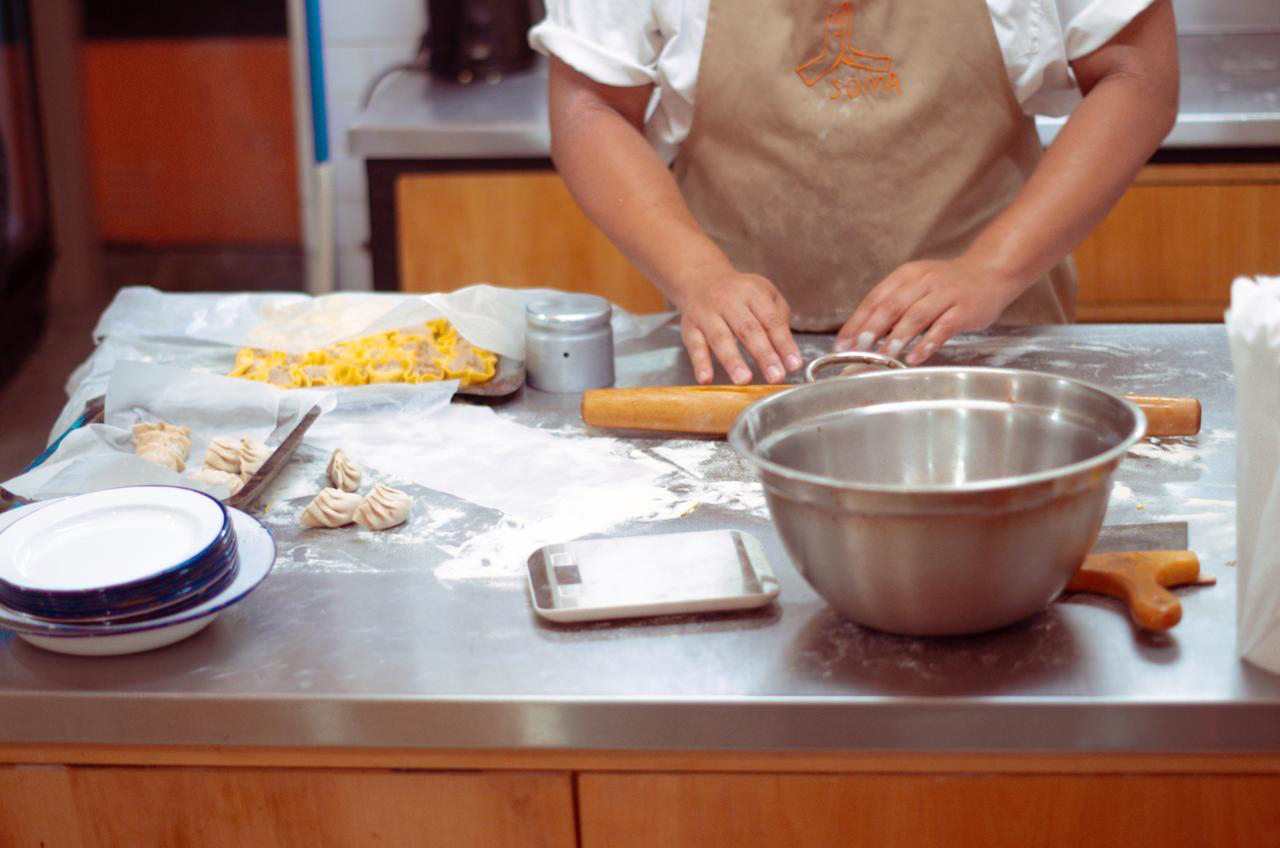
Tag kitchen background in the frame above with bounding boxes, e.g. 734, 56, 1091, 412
0, 0, 1277, 472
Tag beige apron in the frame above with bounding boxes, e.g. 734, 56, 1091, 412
673, 0, 1076, 331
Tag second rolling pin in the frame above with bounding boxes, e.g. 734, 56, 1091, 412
580, 385, 1202, 438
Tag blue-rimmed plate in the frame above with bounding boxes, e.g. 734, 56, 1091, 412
11, 530, 241, 621
0, 501, 276, 656
0, 486, 228, 601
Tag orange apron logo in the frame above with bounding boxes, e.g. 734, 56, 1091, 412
796, 2, 902, 100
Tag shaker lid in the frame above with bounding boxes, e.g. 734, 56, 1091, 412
525, 294, 613, 331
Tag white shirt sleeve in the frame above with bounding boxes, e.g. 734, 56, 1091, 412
531, 0, 1164, 155
529, 1, 664, 87
994, 0, 1160, 117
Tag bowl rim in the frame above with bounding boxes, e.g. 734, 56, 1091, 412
0, 503, 275, 638
728, 366, 1148, 495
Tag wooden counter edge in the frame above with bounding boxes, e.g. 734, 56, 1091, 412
3, 745, 1279, 775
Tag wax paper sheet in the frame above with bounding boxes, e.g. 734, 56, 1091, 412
4, 362, 340, 500
92, 284, 672, 359
48, 285, 670, 441
12, 286, 674, 541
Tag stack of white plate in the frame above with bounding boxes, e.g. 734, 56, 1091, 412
0, 486, 275, 656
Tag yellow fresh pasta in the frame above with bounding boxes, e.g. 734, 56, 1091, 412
229, 320, 497, 389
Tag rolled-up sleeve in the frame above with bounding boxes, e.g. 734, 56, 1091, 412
530, 1, 662, 87
1060, 0, 1159, 60
1007, 0, 1160, 116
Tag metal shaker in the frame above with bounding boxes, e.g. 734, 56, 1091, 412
524, 294, 615, 393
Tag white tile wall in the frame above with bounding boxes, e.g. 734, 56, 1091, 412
332, 158, 367, 206
335, 200, 370, 252
317, 0, 426, 290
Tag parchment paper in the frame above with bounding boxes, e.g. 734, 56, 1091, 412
13, 287, 674, 530
92, 284, 672, 359
3, 362, 341, 500
48, 285, 671, 441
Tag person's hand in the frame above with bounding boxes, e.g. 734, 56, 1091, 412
834, 256, 1025, 365
676, 270, 803, 385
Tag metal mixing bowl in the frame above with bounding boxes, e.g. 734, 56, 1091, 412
729, 365, 1146, 635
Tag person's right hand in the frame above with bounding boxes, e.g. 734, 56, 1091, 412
675, 270, 803, 385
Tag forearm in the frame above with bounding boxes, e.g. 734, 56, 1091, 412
548, 58, 800, 383
549, 80, 730, 309
829, 1, 1177, 362
965, 72, 1177, 291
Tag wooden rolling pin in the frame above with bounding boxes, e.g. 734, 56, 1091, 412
1067, 550, 1213, 631
580, 385, 1201, 438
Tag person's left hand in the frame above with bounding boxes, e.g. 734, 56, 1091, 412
833, 256, 1026, 365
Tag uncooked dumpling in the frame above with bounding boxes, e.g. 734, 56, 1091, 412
239, 437, 270, 482
300, 487, 364, 528
136, 444, 184, 472
189, 467, 244, 496
135, 432, 188, 462
132, 419, 191, 472
133, 421, 191, 441
135, 429, 190, 457
353, 483, 411, 531
202, 436, 242, 474
326, 448, 362, 492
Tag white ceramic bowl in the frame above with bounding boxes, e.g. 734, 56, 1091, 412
0, 502, 276, 656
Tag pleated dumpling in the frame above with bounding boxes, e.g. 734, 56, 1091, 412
326, 448, 362, 492
136, 444, 185, 472
239, 438, 270, 482
189, 467, 244, 496
202, 436, 241, 474
353, 483, 411, 531
132, 420, 193, 472
136, 435, 188, 469
300, 487, 364, 528
135, 429, 190, 456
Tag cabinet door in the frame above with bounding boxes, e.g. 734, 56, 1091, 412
0, 765, 576, 848
1074, 164, 1280, 322
396, 171, 668, 314
579, 772, 1280, 848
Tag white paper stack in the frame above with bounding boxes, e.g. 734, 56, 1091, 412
1226, 275, 1280, 674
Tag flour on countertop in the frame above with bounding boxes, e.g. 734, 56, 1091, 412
256, 383, 1234, 581
1127, 437, 1204, 465
259, 410, 771, 581
1109, 482, 1134, 504
1126, 428, 1234, 467
432, 434, 770, 582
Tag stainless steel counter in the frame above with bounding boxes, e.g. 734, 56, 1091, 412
349, 33, 1280, 159
2, 323, 1279, 754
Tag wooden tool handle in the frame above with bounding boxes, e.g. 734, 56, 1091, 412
581, 386, 1201, 438
581, 385, 786, 435
1124, 395, 1201, 438
1067, 550, 1203, 631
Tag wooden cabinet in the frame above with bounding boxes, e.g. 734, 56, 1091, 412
579, 771, 1280, 848
389, 162, 1280, 323
395, 171, 667, 314
3, 748, 1280, 847
1074, 163, 1280, 322
0, 765, 576, 848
